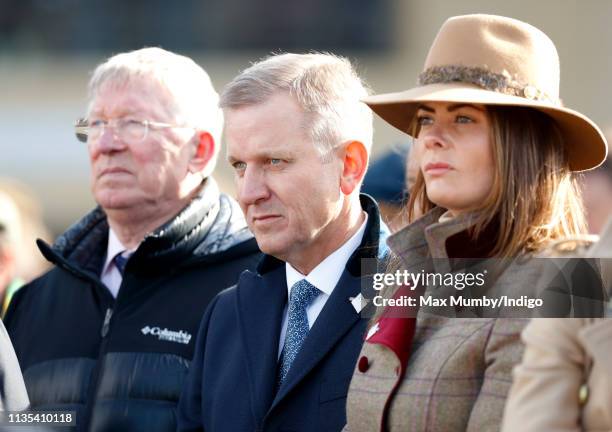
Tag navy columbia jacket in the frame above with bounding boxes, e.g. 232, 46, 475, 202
4, 180, 261, 432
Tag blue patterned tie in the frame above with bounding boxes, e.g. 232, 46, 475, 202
113, 253, 129, 276
278, 279, 321, 386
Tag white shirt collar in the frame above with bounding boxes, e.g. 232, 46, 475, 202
285, 212, 368, 296
101, 227, 137, 275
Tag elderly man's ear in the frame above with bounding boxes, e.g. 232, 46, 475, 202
188, 131, 216, 174
339, 140, 368, 195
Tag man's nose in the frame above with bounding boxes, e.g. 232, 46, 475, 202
94, 127, 127, 154
238, 166, 270, 206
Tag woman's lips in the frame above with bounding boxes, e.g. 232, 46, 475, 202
424, 162, 452, 176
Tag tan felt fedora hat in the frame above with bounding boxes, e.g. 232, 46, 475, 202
364, 14, 608, 171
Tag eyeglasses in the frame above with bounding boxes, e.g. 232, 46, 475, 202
74, 117, 194, 144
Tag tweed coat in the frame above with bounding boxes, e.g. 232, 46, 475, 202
344, 208, 597, 432
502, 318, 612, 432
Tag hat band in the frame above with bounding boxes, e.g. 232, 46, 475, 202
417, 65, 558, 105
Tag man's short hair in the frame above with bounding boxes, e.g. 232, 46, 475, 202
220, 52, 373, 156
87, 47, 223, 168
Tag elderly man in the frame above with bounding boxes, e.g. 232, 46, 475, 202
4, 48, 260, 432
178, 53, 388, 431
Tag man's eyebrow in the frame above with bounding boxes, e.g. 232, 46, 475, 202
227, 150, 294, 162
88, 106, 156, 119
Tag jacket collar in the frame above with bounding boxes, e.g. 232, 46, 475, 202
387, 207, 503, 278
40, 178, 255, 275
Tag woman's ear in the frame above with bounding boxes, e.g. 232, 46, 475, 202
340, 140, 368, 195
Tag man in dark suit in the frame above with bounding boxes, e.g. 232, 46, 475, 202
177, 53, 388, 431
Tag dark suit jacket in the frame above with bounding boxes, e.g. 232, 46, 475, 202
177, 195, 389, 431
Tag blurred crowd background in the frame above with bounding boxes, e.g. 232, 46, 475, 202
1, 0, 612, 287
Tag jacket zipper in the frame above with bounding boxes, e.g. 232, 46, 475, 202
43, 250, 115, 431
79, 305, 114, 431
101, 308, 113, 338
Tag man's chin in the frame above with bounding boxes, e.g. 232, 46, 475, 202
254, 236, 289, 260
94, 191, 139, 212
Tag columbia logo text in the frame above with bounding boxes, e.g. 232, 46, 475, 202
141, 326, 192, 345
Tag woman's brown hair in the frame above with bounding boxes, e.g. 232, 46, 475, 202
407, 105, 587, 258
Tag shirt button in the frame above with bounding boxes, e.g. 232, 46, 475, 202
358, 356, 369, 373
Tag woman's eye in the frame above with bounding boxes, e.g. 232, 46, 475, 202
456, 115, 473, 124
269, 159, 283, 166
416, 115, 433, 126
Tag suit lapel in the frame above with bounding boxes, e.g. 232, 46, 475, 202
270, 268, 364, 409
236, 266, 287, 421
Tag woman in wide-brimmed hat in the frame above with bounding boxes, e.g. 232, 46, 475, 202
344, 14, 608, 432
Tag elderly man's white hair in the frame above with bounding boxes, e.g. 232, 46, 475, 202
87, 47, 224, 165
220, 52, 373, 156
